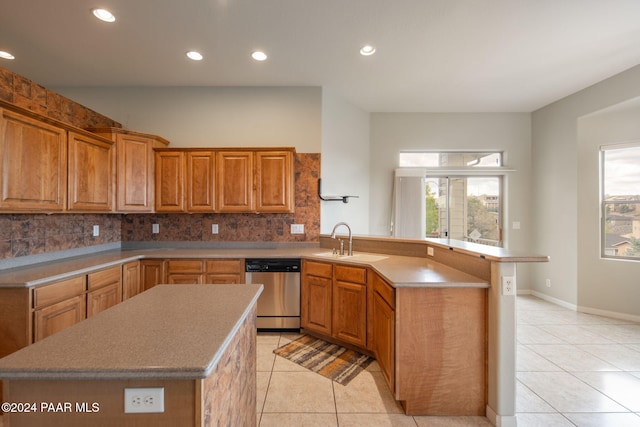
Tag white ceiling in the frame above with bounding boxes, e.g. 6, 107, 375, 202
1, 0, 640, 112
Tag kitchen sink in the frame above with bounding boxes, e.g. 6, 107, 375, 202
312, 252, 388, 262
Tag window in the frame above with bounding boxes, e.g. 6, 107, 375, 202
601, 143, 640, 260
396, 151, 504, 247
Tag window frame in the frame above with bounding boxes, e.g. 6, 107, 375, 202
600, 142, 640, 261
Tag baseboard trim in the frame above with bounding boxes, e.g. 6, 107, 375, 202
529, 291, 640, 323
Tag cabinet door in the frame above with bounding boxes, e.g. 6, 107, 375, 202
33, 295, 86, 342
333, 280, 367, 347
141, 260, 165, 291
67, 131, 115, 211
87, 283, 121, 317
372, 291, 395, 394
155, 151, 185, 212
116, 133, 155, 212
122, 261, 141, 300
216, 151, 253, 212
255, 151, 294, 213
301, 274, 332, 336
205, 259, 244, 284
0, 108, 67, 211
186, 151, 215, 212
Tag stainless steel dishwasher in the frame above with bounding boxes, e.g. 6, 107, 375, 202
245, 258, 301, 331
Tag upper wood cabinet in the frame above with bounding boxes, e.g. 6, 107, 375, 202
154, 147, 295, 214
216, 151, 254, 213
255, 150, 294, 213
67, 131, 115, 212
186, 151, 216, 212
155, 150, 185, 212
0, 108, 67, 211
88, 128, 170, 212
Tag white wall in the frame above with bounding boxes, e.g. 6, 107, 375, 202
531, 64, 640, 317
369, 113, 533, 268
576, 99, 640, 319
55, 86, 322, 152
320, 89, 371, 234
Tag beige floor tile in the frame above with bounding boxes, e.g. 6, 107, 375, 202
517, 345, 563, 372
517, 325, 567, 344
257, 332, 282, 346
338, 413, 418, 427
573, 371, 640, 411
333, 371, 403, 414
272, 354, 311, 372
585, 325, 640, 344
578, 344, 640, 371
516, 380, 556, 413
257, 343, 277, 372
517, 371, 627, 412
526, 344, 620, 372
259, 412, 338, 427
515, 413, 575, 427
257, 371, 271, 413
413, 415, 492, 426
263, 371, 335, 413
537, 325, 615, 344
564, 412, 640, 427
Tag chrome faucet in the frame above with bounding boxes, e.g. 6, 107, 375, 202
331, 222, 353, 256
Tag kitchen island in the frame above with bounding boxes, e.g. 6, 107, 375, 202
0, 284, 263, 427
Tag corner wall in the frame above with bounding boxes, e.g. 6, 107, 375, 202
531, 64, 640, 317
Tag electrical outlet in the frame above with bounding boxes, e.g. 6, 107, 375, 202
124, 387, 164, 413
152, 224, 159, 234
427, 246, 434, 256
546, 278, 551, 288
502, 276, 516, 296
92, 225, 100, 237
290, 224, 304, 234
211, 224, 219, 234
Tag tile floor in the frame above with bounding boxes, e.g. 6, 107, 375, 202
0, 295, 638, 427
257, 295, 640, 427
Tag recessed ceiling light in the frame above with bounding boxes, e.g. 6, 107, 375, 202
0, 51, 15, 60
92, 8, 116, 23
251, 51, 268, 61
186, 51, 204, 61
360, 45, 376, 56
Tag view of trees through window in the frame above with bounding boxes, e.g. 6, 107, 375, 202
400, 151, 503, 247
602, 144, 640, 260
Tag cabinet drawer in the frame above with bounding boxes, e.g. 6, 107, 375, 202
33, 276, 86, 309
206, 259, 243, 273
373, 273, 395, 309
87, 266, 122, 290
167, 260, 204, 274
303, 260, 333, 278
335, 265, 367, 284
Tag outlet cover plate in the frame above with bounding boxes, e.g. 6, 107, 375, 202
290, 224, 304, 234
124, 387, 164, 413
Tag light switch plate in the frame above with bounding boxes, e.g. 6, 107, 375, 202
211, 224, 219, 234
92, 225, 100, 237
152, 224, 159, 234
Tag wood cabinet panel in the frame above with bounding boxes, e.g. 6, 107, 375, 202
334, 264, 367, 284
301, 273, 332, 336
141, 260, 165, 291
166, 260, 204, 274
216, 151, 254, 212
87, 266, 121, 290
116, 133, 154, 212
34, 295, 86, 342
186, 151, 215, 212
372, 290, 395, 394
0, 108, 67, 211
205, 259, 244, 284
67, 131, 114, 211
122, 261, 141, 300
303, 260, 333, 278
255, 151, 294, 213
155, 151, 185, 212
33, 276, 86, 309
87, 283, 121, 317
167, 274, 203, 285
332, 280, 367, 347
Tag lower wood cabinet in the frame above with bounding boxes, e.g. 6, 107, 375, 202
301, 261, 367, 347
86, 266, 122, 317
332, 265, 367, 348
33, 276, 87, 342
166, 260, 204, 284
371, 272, 395, 394
141, 260, 165, 291
165, 258, 246, 285
301, 260, 333, 336
205, 259, 245, 284
122, 261, 141, 300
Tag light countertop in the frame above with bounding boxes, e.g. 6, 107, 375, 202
0, 284, 263, 380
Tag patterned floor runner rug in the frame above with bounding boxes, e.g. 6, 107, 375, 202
273, 335, 374, 386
